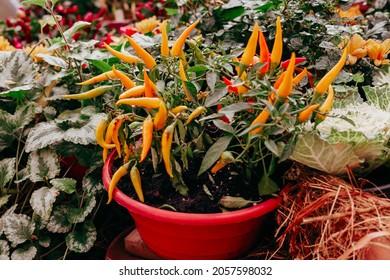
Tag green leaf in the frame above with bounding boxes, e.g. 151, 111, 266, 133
36, 54, 68, 68
218, 102, 253, 122
212, 119, 234, 134
50, 178, 77, 194
11, 245, 37, 260
22, 0, 46, 7
219, 196, 258, 209
30, 187, 59, 220
198, 135, 233, 175
183, 81, 198, 101
38, 235, 51, 248
264, 139, 280, 156
206, 71, 218, 92
0, 195, 11, 209
63, 21, 91, 42
165, 8, 178, 16
258, 174, 279, 196
186, 65, 209, 73
82, 167, 104, 195
0, 240, 10, 260
67, 196, 96, 224
0, 158, 16, 188
2, 212, 35, 247
86, 59, 112, 73
27, 149, 60, 183
65, 220, 97, 253
221, 7, 245, 21
46, 205, 72, 233
39, 15, 61, 31
204, 86, 228, 107
278, 134, 298, 163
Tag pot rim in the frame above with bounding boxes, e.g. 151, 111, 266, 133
103, 150, 281, 226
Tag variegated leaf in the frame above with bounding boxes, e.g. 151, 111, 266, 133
0, 240, 9, 260
2, 213, 35, 247
46, 205, 72, 233
38, 235, 51, 248
66, 220, 97, 253
0, 157, 16, 188
67, 196, 96, 224
82, 167, 104, 195
30, 186, 59, 220
11, 245, 37, 260
27, 149, 60, 182
50, 178, 76, 194
0, 195, 11, 209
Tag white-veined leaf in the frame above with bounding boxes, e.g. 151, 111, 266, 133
46, 205, 72, 233
2, 213, 35, 247
30, 186, 59, 220
11, 245, 37, 260
50, 178, 77, 194
0, 195, 11, 209
0, 240, 10, 260
82, 167, 104, 195
0, 158, 16, 188
67, 196, 96, 224
65, 220, 97, 253
27, 149, 60, 182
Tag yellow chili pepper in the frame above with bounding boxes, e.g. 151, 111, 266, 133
316, 85, 335, 122
130, 165, 144, 203
179, 60, 192, 101
160, 20, 169, 57
112, 117, 126, 157
143, 69, 155, 98
250, 108, 270, 135
61, 85, 113, 99
107, 162, 130, 204
315, 48, 347, 95
171, 105, 188, 115
77, 71, 116, 85
171, 20, 200, 57
112, 65, 136, 89
161, 123, 175, 177
210, 151, 234, 174
126, 36, 157, 70
270, 16, 283, 72
122, 141, 132, 164
298, 104, 320, 122
116, 97, 162, 109
104, 42, 139, 65
140, 116, 153, 162
258, 29, 270, 75
95, 119, 116, 149
277, 52, 296, 99
293, 67, 307, 85
103, 119, 116, 163
185, 106, 206, 124
118, 85, 146, 99
241, 22, 259, 69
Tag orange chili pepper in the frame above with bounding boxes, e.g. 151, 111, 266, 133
298, 104, 320, 122
112, 65, 136, 90
273, 72, 286, 90
112, 117, 126, 157
179, 60, 192, 101
126, 36, 157, 70
140, 116, 153, 162
270, 16, 283, 72
277, 52, 296, 99
77, 71, 116, 85
107, 162, 130, 204
240, 22, 259, 68
293, 67, 307, 85
153, 102, 168, 131
95, 119, 116, 149
116, 97, 162, 109
160, 20, 169, 57
210, 151, 234, 174
171, 20, 200, 57
104, 42, 139, 65
316, 85, 334, 122
61, 85, 113, 99
185, 106, 206, 124
118, 85, 146, 99
171, 105, 188, 115
143, 69, 155, 97
258, 29, 270, 75
161, 122, 175, 177
130, 165, 144, 203
122, 140, 132, 164
315, 48, 347, 95
250, 108, 270, 135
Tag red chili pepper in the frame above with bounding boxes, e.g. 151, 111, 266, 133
217, 104, 230, 123
281, 57, 307, 70
84, 12, 94, 22
12, 38, 23, 49
222, 77, 238, 94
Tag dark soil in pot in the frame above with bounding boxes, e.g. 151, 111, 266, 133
112, 156, 287, 214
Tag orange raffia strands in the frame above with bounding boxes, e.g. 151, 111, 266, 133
160, 20, 169, 57
118, 85, 146, 99
112, 65, 136, 90
240, 22, 259, 68
270, 16, 283, 71
153, 102, 168, 131
104, 42, 139, 65
249, 108, 270, 135
126, 36, 157, 70
143, 69, 155, 97
277, 52, 296, 99
171, 20, 200, 57
258, 29, 270, 75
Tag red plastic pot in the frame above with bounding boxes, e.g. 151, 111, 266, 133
103, 151, 281, 260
